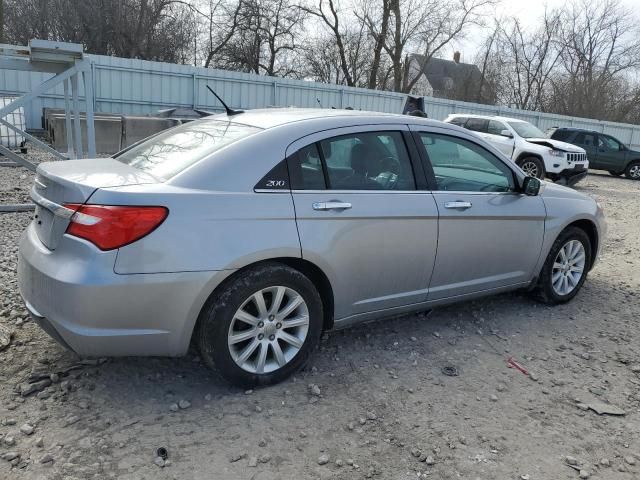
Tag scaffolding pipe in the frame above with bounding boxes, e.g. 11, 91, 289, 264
63, 78, 74, 158
83, 66, 96, 157
71, 73, 82, 158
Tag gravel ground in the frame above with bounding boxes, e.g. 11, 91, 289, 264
1, 151, 639, 480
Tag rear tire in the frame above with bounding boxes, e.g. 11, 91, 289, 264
625, 161, 640, 180
533, 227, 591, 305
196, 262, 323, 388
518, 157, 545, 179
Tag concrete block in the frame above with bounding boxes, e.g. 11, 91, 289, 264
49, 116, 122, 155
120, 117, 182, 148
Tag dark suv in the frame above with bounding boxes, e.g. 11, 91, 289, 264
547, 127, 640, 180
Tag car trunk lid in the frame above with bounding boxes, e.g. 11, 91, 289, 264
31, 158, 160, 250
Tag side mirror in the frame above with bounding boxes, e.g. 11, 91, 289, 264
522, 176, 541, 196
500, 129, 513, 138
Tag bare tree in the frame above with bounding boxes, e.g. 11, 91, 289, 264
0, 0, 4, 44
490, 11, 563, 110
302, 0, 357, 86
177, 0, 245, 67
360, 0, 493, 93
301, 0, 372, 86
548, 0, 640, 119
214, 0, 306, 77
3, 0, 196, 62
473, 22, 500, 104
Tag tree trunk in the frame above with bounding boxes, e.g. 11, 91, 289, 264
391, 0, 402, 92
0, 0, 4, 44
367, 0, 390, 90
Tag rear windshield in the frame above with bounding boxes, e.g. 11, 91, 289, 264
115, 120, 261, 180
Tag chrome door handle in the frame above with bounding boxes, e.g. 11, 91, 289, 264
312, 201, 352, 211
444, 201, 472, 209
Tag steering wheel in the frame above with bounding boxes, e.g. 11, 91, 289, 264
375, 156, 401, 189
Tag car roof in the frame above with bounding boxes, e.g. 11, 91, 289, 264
201, 107, 445, 130
551, 127, 598, 133
448, 113, 530, 123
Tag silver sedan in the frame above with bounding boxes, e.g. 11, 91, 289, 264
18, 109, 606, 386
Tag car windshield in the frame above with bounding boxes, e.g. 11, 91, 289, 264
116, 120, 261, 180
507, 121, 545, 139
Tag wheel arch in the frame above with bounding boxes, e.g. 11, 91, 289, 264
626, 158, 640, 170
565, 219, 599, 271
191, 257, 335, 347
514, 151, 545, 165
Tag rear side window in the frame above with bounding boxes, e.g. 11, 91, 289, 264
319, 131, 416, 190
289, 131, 416, 191
575, 133, 596, 147
289, 144, 326, 190
448, 117, 467, 126
464, 118, 488, 133
116, 120, 261, 180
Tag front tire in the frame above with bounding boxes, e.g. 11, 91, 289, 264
533, 227, 591, 305
625, 161, 640, 180
197, 262, 323, 388
518, 157, 545, 179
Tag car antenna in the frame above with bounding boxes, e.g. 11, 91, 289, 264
206, 85, 244, 116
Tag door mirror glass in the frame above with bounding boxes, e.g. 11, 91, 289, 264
500, 129, 513, 138
522, 176, 541, 196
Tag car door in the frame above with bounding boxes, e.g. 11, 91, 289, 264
596, 134, 627, 171
409, 127, 546, 300
287, 125, 439, 321
573, 132, 599, 168
485, 120, 515, 157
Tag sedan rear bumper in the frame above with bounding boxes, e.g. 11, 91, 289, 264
18, 223, 233, 357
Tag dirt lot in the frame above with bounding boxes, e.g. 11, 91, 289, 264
1, 159, 639, 480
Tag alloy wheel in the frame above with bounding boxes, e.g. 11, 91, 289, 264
551, 240, 586, 296
228, 286, 309, 374
629, 164, 640, 179
521, 161, 539, 178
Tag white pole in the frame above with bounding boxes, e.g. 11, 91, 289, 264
71, 72, 83, 158
63, 78, 74, 158
83, 61, 96, 157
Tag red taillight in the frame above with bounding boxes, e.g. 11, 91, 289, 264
64, 204, 168, 250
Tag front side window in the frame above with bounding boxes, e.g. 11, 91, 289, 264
116, 120, 261, 180
550, 129, 571, 141
487, 120, 508, 136
599, 135, 622, 151
418, 133, 515, 193
507, 121, 545, 139
318, 131, 416, 190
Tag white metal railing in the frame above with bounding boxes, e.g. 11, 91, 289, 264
1, 46, 639, 149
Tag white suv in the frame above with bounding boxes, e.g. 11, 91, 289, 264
444, 114, 589, 185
